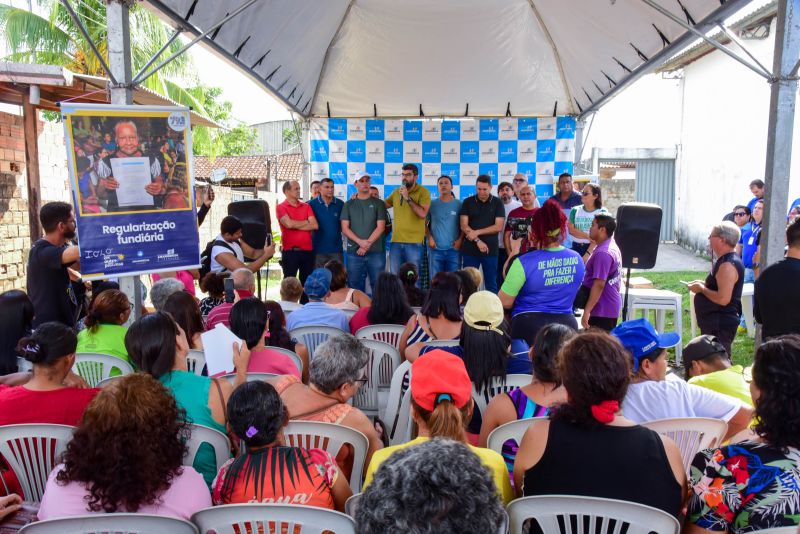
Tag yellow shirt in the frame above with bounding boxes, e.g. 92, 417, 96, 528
386, 184, 431, 244
363, 436, 514, 504
688, 365, 754, 407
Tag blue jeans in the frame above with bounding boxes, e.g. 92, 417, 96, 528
390, 243, 424, 278
462, 253, 499, 293
347, 252, 386, 296
429, 248, 461, 279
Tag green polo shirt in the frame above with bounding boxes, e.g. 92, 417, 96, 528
688, 365, 753, 407
386, 183, 431, 244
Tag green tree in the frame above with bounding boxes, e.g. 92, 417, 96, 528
191, 84, 257, 159
282, 126, 300, 146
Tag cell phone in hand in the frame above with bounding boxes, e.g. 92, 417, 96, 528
224, 277, 235, 303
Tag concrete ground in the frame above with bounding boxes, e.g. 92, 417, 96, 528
634, 243, 711, 273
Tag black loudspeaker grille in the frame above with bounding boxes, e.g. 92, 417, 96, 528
615, 203, 662, 270
228, 200, 272, 250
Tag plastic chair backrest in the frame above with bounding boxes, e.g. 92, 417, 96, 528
355, 324, 406, 351
472, 374, 531, 417
185, 424, 231, 474
422, 339, 461, 349
289, 326, 345, 361
507, 495, 680, 534
352, 339, 401, 417
283, 421, 369, 493
0, 424, 74, 502
192, 503, 355, 534
264, 346, 304, 375
486, 417, 547, 456
74, 353, 134, 387
641, 417, 728, 474
95, 375, 123, 388
381, 360, 411, 439
187, 350, 206, 376
19, 513, 198, 534
220, 372, 278, 384
17, 357, 32, 373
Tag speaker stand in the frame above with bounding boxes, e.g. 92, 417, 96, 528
622, 267, 632, 322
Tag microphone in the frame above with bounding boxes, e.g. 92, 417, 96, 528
400, 180, 407, 205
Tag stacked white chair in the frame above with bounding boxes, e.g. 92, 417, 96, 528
19, 514, 198, 533
353, 339, 400, 418
641, 417, 728, 474
74, 353, 134, 387
283, 421, 369, 492
355, 324, 406, 352
0, 423, 75, 502
192, 504, 355, 534
289, 326, 345, 361
507, 495, 680, 534
382, 361, 413, 444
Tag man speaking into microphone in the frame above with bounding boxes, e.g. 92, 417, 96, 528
384, 163, 431, 280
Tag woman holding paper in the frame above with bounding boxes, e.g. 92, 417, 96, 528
126, 312, 250, 488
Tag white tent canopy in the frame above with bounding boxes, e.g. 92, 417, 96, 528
146, 0, 750, 118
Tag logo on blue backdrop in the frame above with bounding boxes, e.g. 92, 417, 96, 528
403, 121, 422, 140
480, 119, 499, 140
330, 163, 347, 183
441, 163, 459, 181
519, 118, 537, 140
537, 140, 555, 162
499, 141, 517, 162
385, 142, 403, 163
366, 120, 384, 140
366, 163, 384, 183
460, 142, 479, 163
310, 140, 328, 162
557, 117, 576, 138
329, 119, 347, 140
442, 121, 460, 140
347, 141, 366, 162
423, 142, 441, 162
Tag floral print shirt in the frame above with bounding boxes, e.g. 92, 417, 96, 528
688, 441, 800, 534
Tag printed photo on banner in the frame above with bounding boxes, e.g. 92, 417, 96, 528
64, 106, 192, 215
61, 104, 200, 280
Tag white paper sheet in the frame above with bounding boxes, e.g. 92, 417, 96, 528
200, 323, 242, 376
110, 157, 155, 207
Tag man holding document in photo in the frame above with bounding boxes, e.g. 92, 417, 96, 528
95, 120, 165, 211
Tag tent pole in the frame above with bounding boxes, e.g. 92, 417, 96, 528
762, 0, 800, 271
132, 27, 183, 84
59, 0, 118, 85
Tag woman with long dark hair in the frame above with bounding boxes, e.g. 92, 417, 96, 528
38, 373, 210, 520
686, 335, 800, 534
211, 380, 351, 511
323, 259, 371, 311
162, 291, 205, 350
499, 199, 585, 345
514, 331, 685, 516
398, 262, 425, 307
349, 273, 414, 335
399, 272, 462, 362
263, 301, 309, 380
0, 290, 33, 375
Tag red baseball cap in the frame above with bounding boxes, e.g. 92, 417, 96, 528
411, 350, 472, 412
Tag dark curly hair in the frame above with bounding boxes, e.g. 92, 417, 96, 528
56, 373, 189, 512
751, 334, 800, 451
530, 199, 568, 248
552, 331, 631, 428
200, 272, 226, 299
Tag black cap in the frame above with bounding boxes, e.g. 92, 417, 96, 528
683, 335, 728, 368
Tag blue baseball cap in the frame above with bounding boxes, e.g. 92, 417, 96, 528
304, 268, 332, 300
611, 318, 681, 371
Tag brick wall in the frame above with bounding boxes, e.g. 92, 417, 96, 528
599, 175, 636, 217
0, 110, 69, 292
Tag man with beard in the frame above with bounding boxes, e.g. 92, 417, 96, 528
95, 120, 164, 211
27, 202, 82, 327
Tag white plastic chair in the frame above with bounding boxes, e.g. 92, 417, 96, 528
422, 339, 461, 349
355, 324, 406, 352
507, 495, 680, 534
641, 417, 728, 474
74, 353, 134, 387
19, 514, 198, 533
283, 420, 369, 492
16, 356, 32, 372
486, 417, 547, 456
382, 360, 413, 444
192, 504, 355, 534
220, 372, 278, 384
472, 374, 531, 418
353, 339, 401, 418
187, 349, 206, 376
289, 326, 345, 361
264, 346, 304, 375
185, 424, 231, 474
95, 375, 123, 388
0, 424, 75, 502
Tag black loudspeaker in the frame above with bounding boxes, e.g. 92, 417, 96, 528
227, 199, 272, 250
615, 203, 662, 269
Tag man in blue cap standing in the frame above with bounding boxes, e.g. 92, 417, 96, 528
286, 268, 348, 332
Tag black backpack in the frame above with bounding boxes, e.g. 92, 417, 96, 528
199, 239, 235, 279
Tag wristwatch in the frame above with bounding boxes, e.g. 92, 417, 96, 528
407, 197, 414, 205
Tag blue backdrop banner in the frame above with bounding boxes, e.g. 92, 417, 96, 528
61, 103, 200, 280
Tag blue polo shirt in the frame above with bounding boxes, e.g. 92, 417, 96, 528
309, 196, 344, 253
739, 223, 761, 269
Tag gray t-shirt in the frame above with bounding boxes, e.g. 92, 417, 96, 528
341, 197, 388, 253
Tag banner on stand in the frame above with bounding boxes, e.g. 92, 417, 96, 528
61, 103, 200, 279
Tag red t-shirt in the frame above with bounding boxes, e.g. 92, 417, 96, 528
276, 201, 314, 251
349, 306, 371, 335
0, 385, 100, 426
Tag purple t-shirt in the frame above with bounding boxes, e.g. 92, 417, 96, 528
582, 239, 622, 318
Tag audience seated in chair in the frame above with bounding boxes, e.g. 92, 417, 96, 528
612, 319, 753, 440
127, 312, 248, 488
150, 278, 184, 311
269, 334, 382, 474
198, 272, 225, 317
277, 276, 303, 314
323, 260, 371, 312
205, 268, 255, 330
356, 439, 505, 534
285, 268, 348, 332
686, 334, 800, 534
478, 323, 575, 473
364, 349, 514, 504
514, 331, 686, 518
683, 334, 752, 406
349, 272, 414, 335
76, 289, 131, 366
38, 373, 211, 521
211, 381, 352, 511
163, 291, 205, 351
264, 300, 309, 382
399, 272, 462, 362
